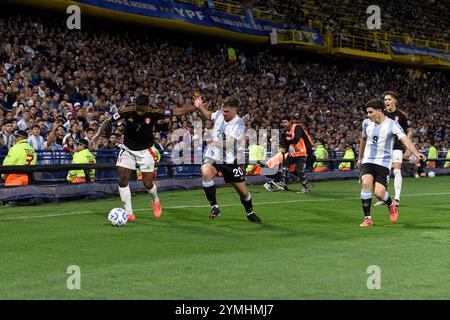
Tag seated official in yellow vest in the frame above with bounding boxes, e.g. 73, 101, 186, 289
339, 144, 355, 171
2, 130, 37, 186
444, 149, 450, 168
246, 144, 266, 175
427, 142, 438, 168
313, 141, 328, 172
67, 139, 96, 183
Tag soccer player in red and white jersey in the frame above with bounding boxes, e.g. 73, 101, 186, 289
95, 94, 194, 221
374, 91, 409, 207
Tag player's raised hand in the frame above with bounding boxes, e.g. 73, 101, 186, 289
193, 95, 203, 109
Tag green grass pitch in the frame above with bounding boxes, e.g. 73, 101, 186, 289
1, 176, 449, 299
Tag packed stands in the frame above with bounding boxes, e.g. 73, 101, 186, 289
0, 8, 449, 188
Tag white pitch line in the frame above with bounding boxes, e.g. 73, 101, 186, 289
135, 191, 450, 211
134, 198, 333, 211
1, 192, 449, 221
0, 211, 93, 221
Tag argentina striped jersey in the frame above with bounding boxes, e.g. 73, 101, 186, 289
204, 110, 245, 164
361, 117, 406, 169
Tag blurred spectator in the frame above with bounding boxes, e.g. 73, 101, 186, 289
63, 136, 76, 155
0, 119, 14, 149
17, 110, 31, 131
0, 11, 448, 167
27, 124, 45, 150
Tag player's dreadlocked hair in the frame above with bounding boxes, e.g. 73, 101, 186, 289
135, 94, 150, 107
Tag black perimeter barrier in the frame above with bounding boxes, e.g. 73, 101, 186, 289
1, 159, 449, 203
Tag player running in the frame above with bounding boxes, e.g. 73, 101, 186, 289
374, 91, 409, 207
193, 94, 261, 223
356, 99, 426, 228
95, 94, 194, 222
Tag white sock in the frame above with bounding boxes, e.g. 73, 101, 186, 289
119, 185, 133, 214
148, 183, 158, 202
393, 168, 402, 201
242, 193, 251, 202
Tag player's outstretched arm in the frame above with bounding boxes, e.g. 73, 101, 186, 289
93, 103, 135, 140
119, 104, 136, 115
172, 105, 196, 116
93, 116, 113, 141
193, 95, 213, 120
400, 136, 426, 162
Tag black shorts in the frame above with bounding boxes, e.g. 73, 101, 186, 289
285, 156, 306, 170
212, 162, 246, 183
360, 163, 390, 188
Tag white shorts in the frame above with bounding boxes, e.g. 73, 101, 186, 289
392, 149, 403, 164
116, 144, 156, 172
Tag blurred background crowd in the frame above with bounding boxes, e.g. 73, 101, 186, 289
0, 5, 448, 162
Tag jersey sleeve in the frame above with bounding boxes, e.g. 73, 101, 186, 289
135, 112, 165, 121
211, 110, 222, 121
361, 119, 369, 138
392, 121, 406, 140
229, 119, 245, 140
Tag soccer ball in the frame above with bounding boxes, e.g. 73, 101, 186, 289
427, 171, 435, 178
107, 208, 128, 227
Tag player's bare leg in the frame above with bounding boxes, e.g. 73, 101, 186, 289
231, 181, 261, 223
142, 172, 161, 218
117, 166, 135, 221
201, 163, 221, 219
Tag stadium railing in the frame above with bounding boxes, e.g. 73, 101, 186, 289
175, 0, 285, 23
331, 34, 391, 55
275, 29, 325, 48
338, 25, 449, 52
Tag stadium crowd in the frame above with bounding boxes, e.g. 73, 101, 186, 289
250, 0, 449, 41
0, 13, 449, 165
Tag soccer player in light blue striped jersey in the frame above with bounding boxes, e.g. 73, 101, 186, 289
193, 95, 261, 223
356, 99, 426, 227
